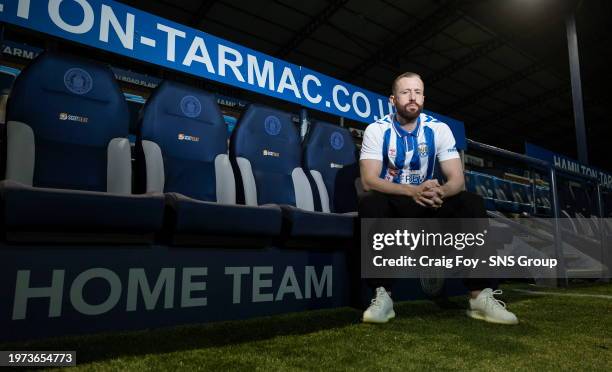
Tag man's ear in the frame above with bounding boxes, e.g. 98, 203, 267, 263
389, 95, 395, 104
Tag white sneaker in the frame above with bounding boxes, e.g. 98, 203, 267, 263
467, 288, 519, 325
362, 287, 395, 323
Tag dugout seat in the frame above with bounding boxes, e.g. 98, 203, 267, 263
137, 81, 282, 245
301, 120, 357, 237
510, 181, 534, 214
303, 120, 358, 214
0, 52, 165, 243
493, 178, 520, 213
465, 171, 496, 211
535, 186, 551, 215
230, 104, 354, 242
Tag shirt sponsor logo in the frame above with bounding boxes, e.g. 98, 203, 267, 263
330, 162, 343, 169
400, 170, 422, 185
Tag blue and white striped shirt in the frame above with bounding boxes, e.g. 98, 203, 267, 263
360, 113, 459, 185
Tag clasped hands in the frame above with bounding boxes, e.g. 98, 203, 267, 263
412, 179, 444, 208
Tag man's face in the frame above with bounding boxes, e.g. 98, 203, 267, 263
390, 76, 425, 121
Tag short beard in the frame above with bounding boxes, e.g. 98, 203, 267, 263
395, 104, 422, 122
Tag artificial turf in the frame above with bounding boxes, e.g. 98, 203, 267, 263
2, 282, 611, 371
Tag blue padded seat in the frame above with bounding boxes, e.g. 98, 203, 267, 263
230, 104, 354, 240
466, 171, 496, 211
303, 120, 358, 213
510, 182, 533, 214
464, 171, 477, 194
0, 180, 164, 239
493, 178, 520, 213
280, 206, 354, 238
301, 120, 358, 237
138, 81, 281, 244
1, 52, 164, 243
535, 186, 552, 216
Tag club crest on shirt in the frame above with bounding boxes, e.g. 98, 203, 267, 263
418, 142, 429, 157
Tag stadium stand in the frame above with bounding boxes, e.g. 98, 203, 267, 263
0, 53, 165, 243
511, 181, 534, 214
464, 170, 495, 211
492, 177, 520, 213
466, 168, 554, 217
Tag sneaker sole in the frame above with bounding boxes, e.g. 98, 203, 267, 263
362, 310, 396, 324
466, 310, 519, 325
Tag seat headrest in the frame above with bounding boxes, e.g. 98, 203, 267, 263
230, 104, 301, 172
7, 52, 128, 145
303, 121, 355, 169
140, 81, 227, 161
303, 121, 357, 213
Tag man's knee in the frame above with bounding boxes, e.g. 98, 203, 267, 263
452, 191, 487, 217
358, 191, 390, 217
458, 190, 484, 203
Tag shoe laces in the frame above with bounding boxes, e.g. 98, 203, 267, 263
370, 288, 389, 308
484, 289, 507, 310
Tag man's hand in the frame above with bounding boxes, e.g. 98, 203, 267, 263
430, 185, 446, 200
413, 179, 443, 208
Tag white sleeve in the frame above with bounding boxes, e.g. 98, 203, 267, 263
360, 124, 383, 161
436, 123, 460, 162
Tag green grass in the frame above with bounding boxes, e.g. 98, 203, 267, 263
3, 282, 611, 371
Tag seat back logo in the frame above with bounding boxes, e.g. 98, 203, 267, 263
330, 131, 344, 150
64, 68, 93, 95
263, 149, 280, 157
180, 96, 202, 118
59, 112, 88, 123
264, 115, 281, 136
178, 133, 200, 142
